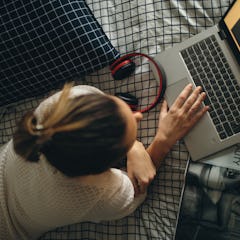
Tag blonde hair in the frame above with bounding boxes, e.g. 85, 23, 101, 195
14, 83, 127, 176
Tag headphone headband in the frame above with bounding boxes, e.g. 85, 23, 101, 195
110, 52, 166, 113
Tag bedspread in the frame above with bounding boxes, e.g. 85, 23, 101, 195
0, 0, 232, 239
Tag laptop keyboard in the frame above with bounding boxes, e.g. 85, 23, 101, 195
181, 35, 240, 140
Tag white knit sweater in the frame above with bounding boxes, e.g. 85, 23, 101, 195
0, 86, 146, 239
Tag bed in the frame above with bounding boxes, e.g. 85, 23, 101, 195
0, 0, 232, 239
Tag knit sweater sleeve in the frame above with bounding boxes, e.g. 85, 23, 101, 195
85, 168, 147, 222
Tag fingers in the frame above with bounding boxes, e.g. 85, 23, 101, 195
173, 84, 209, 115
131, 177, 140, 196
173, 83, 193, 108
133, 179, 150, 196
159, 100, 168, 121
131, 172, 155, 196
131, 177, 147, 196
182, 86, 202, 112
136, 168, 155, 196
191, 104, 209, 124
160, 100, 168, 112
188, 92, 206, 116
137, 181, 148, 195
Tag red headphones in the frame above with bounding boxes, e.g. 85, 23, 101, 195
110, 53, 166, 113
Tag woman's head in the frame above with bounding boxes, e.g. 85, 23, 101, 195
14, 83, 142, 177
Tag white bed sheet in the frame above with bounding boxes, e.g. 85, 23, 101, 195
0, 1, 232, 239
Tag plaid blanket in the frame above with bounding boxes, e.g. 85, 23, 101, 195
0, 0, 232, 239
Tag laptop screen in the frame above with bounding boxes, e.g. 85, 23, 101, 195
224, 0, 240, 51
220, 0, 240, 64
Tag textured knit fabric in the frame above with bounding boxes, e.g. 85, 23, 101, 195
0, 86, 146, 239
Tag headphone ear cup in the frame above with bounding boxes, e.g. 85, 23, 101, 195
111, 59, 136, 80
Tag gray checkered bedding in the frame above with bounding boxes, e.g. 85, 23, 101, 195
0, 0, 232, 239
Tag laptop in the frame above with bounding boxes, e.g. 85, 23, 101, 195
152, 0, 240, 161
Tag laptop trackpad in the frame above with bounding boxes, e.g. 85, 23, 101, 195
165, 77, 190, 106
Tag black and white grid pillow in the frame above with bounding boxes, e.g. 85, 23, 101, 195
0, 0, 120, 106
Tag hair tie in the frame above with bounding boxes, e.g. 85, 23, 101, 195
33, 124, 45, 137
35, 124, 44, 130
34, 124, 52, 144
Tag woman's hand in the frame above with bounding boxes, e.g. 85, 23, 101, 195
147, 84, 209, 169
127, 140, 156, 196
156, 84, 209, 146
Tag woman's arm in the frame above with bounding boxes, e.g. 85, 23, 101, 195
126, 84, 209, 196
147, 84, 209, 169
127, 141, 156, 196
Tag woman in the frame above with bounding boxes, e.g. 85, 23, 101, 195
0, 83, 208, 239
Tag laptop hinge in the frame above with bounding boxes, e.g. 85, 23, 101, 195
218, 29, 227, 40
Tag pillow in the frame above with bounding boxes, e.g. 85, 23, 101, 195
0, 0, 120, 106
